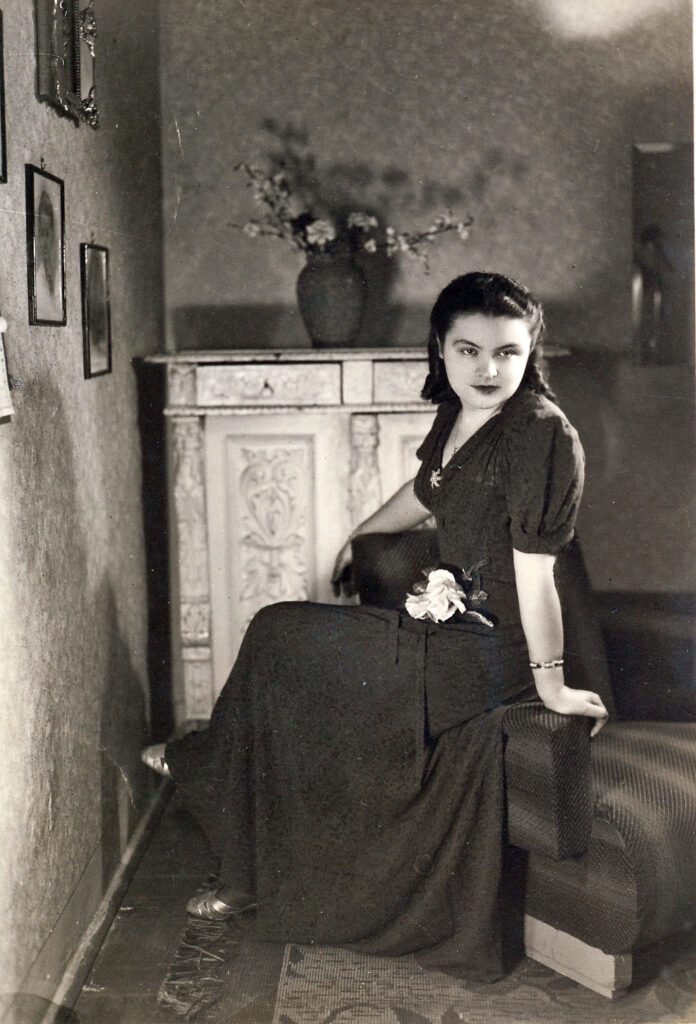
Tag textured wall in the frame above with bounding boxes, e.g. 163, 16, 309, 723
160, 0, 692, 351
0, 0, 163, 1010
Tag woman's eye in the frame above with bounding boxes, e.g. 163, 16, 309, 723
500, 349, 518, 358
456, 346, 477, 356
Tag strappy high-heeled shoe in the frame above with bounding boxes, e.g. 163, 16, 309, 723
186, 889, 257, 920
141, 743, 172, 778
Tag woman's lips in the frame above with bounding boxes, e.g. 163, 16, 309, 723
473, 385, 499, 394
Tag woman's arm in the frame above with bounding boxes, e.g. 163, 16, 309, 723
331, 479, 430, 593
513, 549, 608, 736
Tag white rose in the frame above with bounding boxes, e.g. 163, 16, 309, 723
404, 591, 433, 620
425, 569, 457, 588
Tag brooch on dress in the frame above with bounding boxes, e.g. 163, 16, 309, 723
430, 468, 442, 489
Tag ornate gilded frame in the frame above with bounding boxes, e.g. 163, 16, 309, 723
34, 0, 99, 128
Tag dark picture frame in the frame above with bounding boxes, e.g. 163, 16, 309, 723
25, 164, 66, 326
81, 243, 112, 378
0, 11, 7, 183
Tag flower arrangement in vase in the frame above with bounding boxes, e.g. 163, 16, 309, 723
234, 123, 473, 347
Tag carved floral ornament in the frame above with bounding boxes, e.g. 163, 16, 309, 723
196, 364, 340, 407
237, 445, 311, 631
172, 419, 210, 599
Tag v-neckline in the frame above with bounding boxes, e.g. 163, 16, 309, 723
438, 396, 510, 473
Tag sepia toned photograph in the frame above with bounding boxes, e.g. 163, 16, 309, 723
80, 242, 112, 378
25, 163, 66, 326
1, 3, 695, 1024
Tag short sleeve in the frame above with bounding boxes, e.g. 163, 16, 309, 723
505, 410, 585, 555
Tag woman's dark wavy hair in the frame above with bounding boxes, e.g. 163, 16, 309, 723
421, 271, 554, 403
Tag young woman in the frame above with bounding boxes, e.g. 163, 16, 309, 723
143, 272, 608, 982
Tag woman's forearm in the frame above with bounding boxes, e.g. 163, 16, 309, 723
512, 549, 565, 701
513, 548, 609, 734
351, 479, 430, 539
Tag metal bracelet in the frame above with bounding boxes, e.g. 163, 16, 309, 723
529, 658, 565, 670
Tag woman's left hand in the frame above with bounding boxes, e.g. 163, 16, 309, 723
539, 684, 609, 737
331, 540, 354, 598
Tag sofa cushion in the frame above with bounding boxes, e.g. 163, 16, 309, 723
525, 721, 696, 953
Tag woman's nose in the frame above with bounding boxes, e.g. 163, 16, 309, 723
479, 360, 498, 380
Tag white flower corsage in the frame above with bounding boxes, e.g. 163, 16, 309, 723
405, 564, 494, 628
405, 568, 466, 623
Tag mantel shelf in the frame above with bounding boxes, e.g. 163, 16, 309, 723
146, 347, 428, 364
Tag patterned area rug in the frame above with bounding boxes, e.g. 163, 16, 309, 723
272, 941, 696, 1024
158, 913, 696, 1024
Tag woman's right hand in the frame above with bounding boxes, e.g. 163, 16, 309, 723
539, 684, 609, 737
331, 540, 354, 598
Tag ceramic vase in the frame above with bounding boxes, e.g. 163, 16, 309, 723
296, 251, 367, 347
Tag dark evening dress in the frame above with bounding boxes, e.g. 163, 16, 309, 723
165, 385, 585, 981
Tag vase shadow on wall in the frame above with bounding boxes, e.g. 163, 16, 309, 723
169, 301, 431, 351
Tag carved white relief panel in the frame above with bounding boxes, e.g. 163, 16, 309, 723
172, 417, 211, 605
234, 441, 313, 627
349, 414, 382, 528
373, 360, 429, 404
183, 647, 214, 719
205, 412, 350, 696
197, 363, 341, 406
181, 600, 211, 645
168, 364, 197, 406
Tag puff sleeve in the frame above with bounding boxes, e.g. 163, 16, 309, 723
505, 410, 585, 555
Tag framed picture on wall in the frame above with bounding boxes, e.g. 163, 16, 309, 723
0, 10, 7, 183
34, 0, 80, 122
34, 0, 100, 128
80, 243, 112, 378
25, 164, 66, 326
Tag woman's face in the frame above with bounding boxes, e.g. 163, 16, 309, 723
438, 313, 533, 412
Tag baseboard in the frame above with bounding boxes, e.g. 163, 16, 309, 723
2, 780, 172, 1024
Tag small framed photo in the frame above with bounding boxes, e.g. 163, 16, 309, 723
80, 243, 112, 378
0, 11, 7, 183
25, 164, 66, 326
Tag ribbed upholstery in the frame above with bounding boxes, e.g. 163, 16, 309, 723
351, 531, 440, 609
503, 703, 593, 860
526, 721, 696, 953
352, 529, 696, 961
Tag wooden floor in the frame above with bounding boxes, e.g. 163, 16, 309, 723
73, 792, 214, 1024
70, 790, 696, 1024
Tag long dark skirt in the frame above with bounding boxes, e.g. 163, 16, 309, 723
166, 601, 533, 982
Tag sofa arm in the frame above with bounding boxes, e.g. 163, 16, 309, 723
503, 702, 593, 860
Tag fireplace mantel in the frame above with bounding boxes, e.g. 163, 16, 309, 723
147, 348, 434, 723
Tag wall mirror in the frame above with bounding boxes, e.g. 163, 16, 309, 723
632, 141, 694, 366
